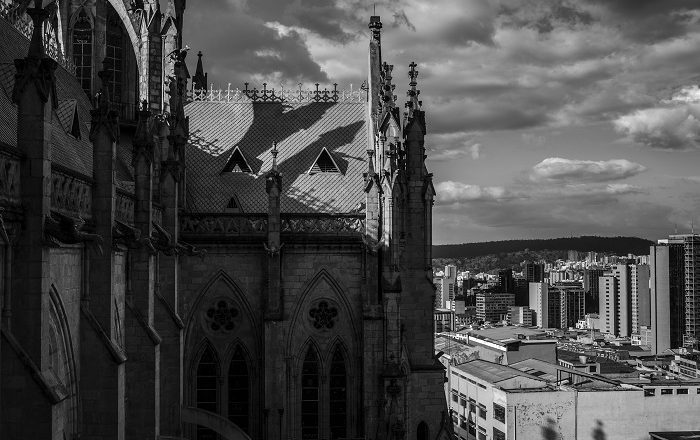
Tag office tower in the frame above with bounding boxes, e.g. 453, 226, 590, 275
584, 268, 605, 313
558, 285, 586, 329
476, 292, 515, 323
631, 264, 650, 335
514, 276, 529, 306
529, 282, 560, 328
498, 268, 515, 294
599, 275, 618, 335
525, 262, 545, 283
598, 264, 637, 337
649, 241, 686, 354
677, 234, 700, 348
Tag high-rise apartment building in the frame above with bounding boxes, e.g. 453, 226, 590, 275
529, 283, 561, 328
631, 264, 650, 335
676, 234, 700, 348
435, 264, 458, 309
599, 263, 645, 337
498, 268, 514, 294
476, 292, 515, 323
510, 306, 534, 326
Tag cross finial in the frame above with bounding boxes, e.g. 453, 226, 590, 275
409, 62, 418, 87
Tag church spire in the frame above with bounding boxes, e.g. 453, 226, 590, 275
405, 61, 421, 120
192, 51, 208, 91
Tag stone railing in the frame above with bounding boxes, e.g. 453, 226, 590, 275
115, 190, 135, 225
51, 170, 92, 218
180, 213, 366, 238
281, 214, 365, 235
180, 214, 268, 236
0, 1, 77, 75
188, 83, 365, 104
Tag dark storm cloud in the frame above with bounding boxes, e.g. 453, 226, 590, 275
582, 0, 699, 43
185, 0, 327, 85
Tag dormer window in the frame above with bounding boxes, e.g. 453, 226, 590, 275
309, 148, 340, 174
225, 194, 242, 213
223, 147, 252, 173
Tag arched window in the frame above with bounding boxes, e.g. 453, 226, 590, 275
301, 347, 320, 440
196, 346, 218, 440
227, 346, 249, 434
105, 8, 123, 103
72, 10, 92, 95
329, 348, 347, 440
417, 421, 429, 440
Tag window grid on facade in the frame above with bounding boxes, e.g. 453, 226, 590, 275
227, 346, 249, 434
105, 9, 123, 104
329, 349, 347, 440
72, 10, 92, 95
301, 348, 320, 440
493, 427, 506, 440
196, 346, 218, 440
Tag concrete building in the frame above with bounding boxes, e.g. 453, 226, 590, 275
509, 306, 533, 326
529, 282, 563, 328
476, 292, 514, 324
0, 8, 448, 440
449, 326, 557, 365
673, 234, 700, 348
556, 284, 585, 329
525, 262, 545, 283
584, 268, 605, 314
435, 309, 456, 333
632, 264, 651, 336
446, 358, 700, 440
435, 264, 458, 309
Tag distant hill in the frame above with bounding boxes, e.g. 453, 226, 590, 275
433, 236, 654, 259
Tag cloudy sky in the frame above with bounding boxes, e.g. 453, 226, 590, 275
186, 0, 700, 245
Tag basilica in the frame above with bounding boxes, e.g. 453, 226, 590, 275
0, 1, 448, 439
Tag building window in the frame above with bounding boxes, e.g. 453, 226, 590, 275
477, 427, 487, 440
227, 346, 249, 434
451, 391, 459, 403
468, 399, 476, 413
590, 366, 597, 373
459, 415, 467, 429
493, 403, 505, 423
329, 348, 347, 440
459, 394, 467, 407
677, 388, 688, 395
478, 404, 487, 419
697, 388, 700, 394
661, 389, 673, 395
196, 346, 218, 440
494, 427, 506, 440
105, 9, 123, 103
301, 347, 320, 440
644, 388, 656, 397
468, 420, 476, 436
72, 10, 92, 95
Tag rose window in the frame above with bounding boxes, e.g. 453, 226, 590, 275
309, 301, 338, 329
204, 299, 239, 334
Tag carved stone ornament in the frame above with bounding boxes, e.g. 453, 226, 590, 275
308, 300, 338, 330
44, 212, 103, 255
203, 298, 239, 335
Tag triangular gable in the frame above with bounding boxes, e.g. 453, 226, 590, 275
224, 194, 243, 213
379, 107, 401, 138
222, 147, 252, 173
55, 99, 80, 139
309, 147, 340, 174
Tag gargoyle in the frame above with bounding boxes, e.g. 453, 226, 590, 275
177, 240, 206, 259
362, 235, 385, 254
44, 212, 103, 255
112, 220, 157, 254
263, 242, 284, 256
151, 221, 177, 255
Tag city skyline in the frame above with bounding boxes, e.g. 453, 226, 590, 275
188, 0, 700, 244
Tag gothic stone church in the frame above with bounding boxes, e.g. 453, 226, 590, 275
0, 1, 448, 439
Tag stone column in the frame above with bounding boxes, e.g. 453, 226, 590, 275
81, 62, 127, 440
125, 102, 161, 440
4, 6, 55, 438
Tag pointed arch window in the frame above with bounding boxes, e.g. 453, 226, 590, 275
329, 348, 348, 440
72, 10, 92, 95
196, 346, 218, 440
301, 347, 320, 440
106, 8, 124, 104
228, 346, 250, 434
417, 421, 429, 440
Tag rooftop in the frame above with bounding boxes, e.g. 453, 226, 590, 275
454, 359, 548, 388
459, 325, 550, 344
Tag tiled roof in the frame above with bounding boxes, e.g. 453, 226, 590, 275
0, 18, 132, 187
184, 100, 368, 214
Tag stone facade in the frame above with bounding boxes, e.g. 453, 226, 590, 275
0, 2, 449, 440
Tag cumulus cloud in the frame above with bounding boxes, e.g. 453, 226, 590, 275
435, 181, 515, 203
530, 157, 647, 183
614, 104, 700, 150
